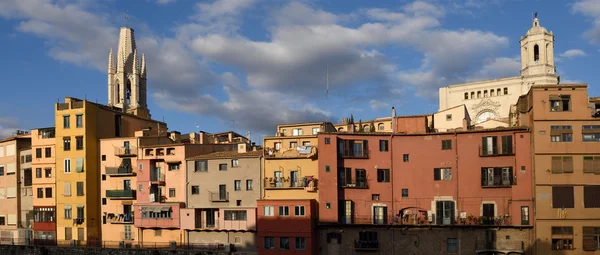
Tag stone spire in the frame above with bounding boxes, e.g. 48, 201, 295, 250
116, 27, 136, 73
141, 53, 146, 78
132, 49, 139, 74
108, 48, 115, 74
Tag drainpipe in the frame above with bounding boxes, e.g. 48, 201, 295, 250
391, 107, 396, 254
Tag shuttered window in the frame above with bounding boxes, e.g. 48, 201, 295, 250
584, 186, 600, 208
582, 227, 600, 251
552, 186, 574, 208
551, 156, 573, 173
583, 156, 600, 174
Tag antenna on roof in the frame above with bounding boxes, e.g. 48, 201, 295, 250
326, 64, 329, 123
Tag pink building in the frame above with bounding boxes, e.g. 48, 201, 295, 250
319, 128, 532, 226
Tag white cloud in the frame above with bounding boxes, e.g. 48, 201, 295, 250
559, 49, 587, 58
156, 0, 176, 4
573, 0, 600, 43
466, 57, 521, 82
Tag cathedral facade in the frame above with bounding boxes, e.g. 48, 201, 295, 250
438, 16, 559, 125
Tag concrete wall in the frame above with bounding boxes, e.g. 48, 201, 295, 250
186, 231, 256, 252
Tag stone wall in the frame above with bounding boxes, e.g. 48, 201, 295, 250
0, 245, 257, 255
318, 225, 533, 255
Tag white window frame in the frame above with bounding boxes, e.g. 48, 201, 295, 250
231, 159, 239, 168
294, 205, 305, 216
312, 127, 320, 135
64, 158, 71, 173
278, 206, 290, 216
263, 206, 274, 216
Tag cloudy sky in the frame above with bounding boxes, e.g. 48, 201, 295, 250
0, 0, 599, 141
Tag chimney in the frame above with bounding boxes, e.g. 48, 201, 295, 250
189, 133, 199, 144
169, 131, 181, 142
237, 143, 247, 153
228, 132, 233, 143
199, 132, 206, 144
252, 142, 257, 151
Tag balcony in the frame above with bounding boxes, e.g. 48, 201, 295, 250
264, 146, 317, 159
106, 213, 134, 224
106, 189, 136, 200
150, 173, 166, 185
340, 180, 368, 189
135, 217, 180, 229
115, 146, 137, 157
479, 145, 514, 157
263, 177, 318, 191
209, 192, 229, 202
194, 220, 220, 229
339, 150, 369, 159
475, 239, 524, 254
354, 240, 378, 251
105, 166, 135, 177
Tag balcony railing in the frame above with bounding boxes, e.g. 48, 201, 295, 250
340, 180, 368, 189
106, 189, 136, 199
115, 146, 137, 157
264, 146, 317, 159
263, 178, 318, 191
195, 220, 220, 229
354, 240, 378, 251
107, 213, 133, 224
209, 192, 229, 202
339, 150, 369, 159
481, 179, 513, 188
105, 166, 135, 176
150, 173, 166, 185
344, 215, 513, 226
479, 145, 514, 157
135, 217, 180, 229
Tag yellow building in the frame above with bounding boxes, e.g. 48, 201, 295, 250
31, 127, 57, 242
262, 122, 335, 200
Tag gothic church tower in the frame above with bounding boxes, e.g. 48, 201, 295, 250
108, 27, 150, 119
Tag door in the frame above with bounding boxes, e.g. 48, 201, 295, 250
290, 171, 299, 187
373, 206, 387, 225
356, 169, 366, 187
123, 180, 131, 190
483, 204, 495, 225
205, 209, 216, 228
123, 205, 132, 222
77, 228, 84, 241
219, 185, 227, 200
274, 171, 283, 188
486, 137, 493, 155
486, 168, 494, 186
123, 141, 130, 154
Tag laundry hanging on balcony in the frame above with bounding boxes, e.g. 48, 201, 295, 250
296, 146, 312, 155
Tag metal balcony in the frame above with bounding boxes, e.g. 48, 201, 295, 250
106, 189, 136, 200
105, 166, 135, 176
115, 146, 137, 157
209, 192, 229, 202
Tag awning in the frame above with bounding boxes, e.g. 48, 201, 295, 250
160, 206, 171, 211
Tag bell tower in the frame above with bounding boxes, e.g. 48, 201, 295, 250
520, 14, 556, 77
108, 27, 150, 119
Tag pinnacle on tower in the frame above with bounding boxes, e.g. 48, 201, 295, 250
108, 48, 115, 74
132, 49, 139, 74
141, 53, 146, 78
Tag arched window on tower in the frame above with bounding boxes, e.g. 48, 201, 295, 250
490, 90, 495, 97
471, 92, 475, 99
497, 88, 501, 95
126, 80, 132, 105
534, 44, 540, 62
116, 83, 120, 103
484, 90, 488, 97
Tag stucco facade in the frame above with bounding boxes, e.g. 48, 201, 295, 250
31, 127, 57, 242
433, 105, 472, 132
515, 84, 600, 254
439, 17, 559, 125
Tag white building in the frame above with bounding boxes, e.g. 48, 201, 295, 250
438, 16, 559, 125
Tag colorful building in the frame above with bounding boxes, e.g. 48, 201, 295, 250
257, 199, 317, 254
514, 84, 600, 253
0, 131, 32, 243
182, 143, 262, 253
31, 127, 57, 244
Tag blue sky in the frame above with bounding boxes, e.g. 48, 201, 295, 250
1, 0, 599, 141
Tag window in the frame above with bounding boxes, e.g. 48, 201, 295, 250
552, 227, 574, 250
550, 95, 571, 112
45, 168, 52, 178
504, 87, 508, 95
338, 139, 368, 158
168, 164, 179, 171
65, 227, 72, 240
464, 93, 469, 100
582, 227, 600, 251
377, 123, 384, 131
36, 148, 42, 158
295, 237, 306, 250
36, 168, 42, 178
75, 136, 83, 150
521, 206, 530, 225
0, 217, 4, 225
325, 165, 330, 172
584, 186, 600, 208
76, 115, 83, 128
550, 156, 573, 174
377, 169, 390, 182
402, 189, 408, 198
264, 237, 274, 249
442, 140, 452, 150
75, 158, 84, 173
231, 159, 239, 167
302, 141, 310, 146
45, 147, 51, 158
292, 128, 303, 136
324, 138, 330, 144
46, 188, 52, 198
169, 188, 176, 197
64, 182, 71, 196
436, 201, 455, 225
379, 140, 388, 152
102, 198, 106, 205
447, 238, 458, 252
194, 160, 208, 172
76, 182, 84, 196
290, 141, 297, 148
63, 115, 70, 129
446, 114, 452, 121
191, 186, 200, 195
372, 194, 379, 201
64, 159, 71, 173
280, 237, 290, 250
278, 206, 290, 216
583, 156, 600, 173
477, 91, 481, 98
0, 165, 3, 176
582, 125, 600, 142
533, 44, 540, 61
219, 163, 227, 171
37, 188, 43, 198
551, 126, 573, 142
63, 137, 71, 151
234, 180, 241, 191
224, 210, 247, 220
312, 127, 320, 135
357, 231, 378, 248
294, 206, 305, 216
24, 169, 32, 186
552, 186, 574, 208
274, 142, 281, 151
64, 206, 72, 219
403, 154, 409, 162
481, 167, 514, 187
246, 180, 253, 190
154, 230, 162, 237
263, 206, 274, 216
434, 168, 452, 181
236, 200, 241, 206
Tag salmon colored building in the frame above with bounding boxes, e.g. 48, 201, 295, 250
31, 127, 57, 243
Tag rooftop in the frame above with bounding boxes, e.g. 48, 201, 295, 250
186, 150, 263, 160
277, 121, 331, 128
320, 126, 529, 136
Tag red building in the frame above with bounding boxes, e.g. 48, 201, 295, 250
317, 128, 533, 252
256, 199, 317, 254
